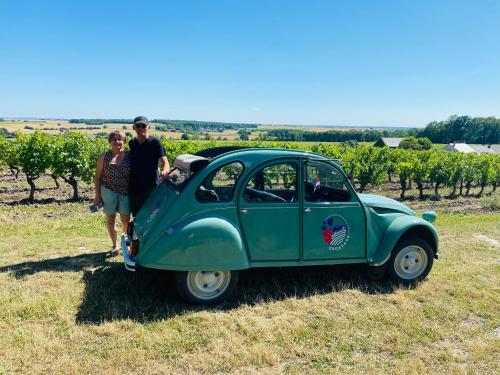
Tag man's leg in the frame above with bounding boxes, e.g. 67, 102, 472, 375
130, 189, 154, 217
130, 192, 142, 217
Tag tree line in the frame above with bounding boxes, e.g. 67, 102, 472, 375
263, 116, 499, 144
69, 118, 259, 132
24, 115, 500, 144
419, 115, 499, 144
264, 128, 415, 142
1, 132, 498, 203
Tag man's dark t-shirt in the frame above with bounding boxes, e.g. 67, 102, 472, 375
128, 136, 166, 193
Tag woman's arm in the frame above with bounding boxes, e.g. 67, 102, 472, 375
93, 154, 105, 205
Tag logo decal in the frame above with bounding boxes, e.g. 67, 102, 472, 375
147, 196, 166, 223
321, 215, 350, 251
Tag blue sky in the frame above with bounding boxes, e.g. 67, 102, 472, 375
1, 0, 499, 127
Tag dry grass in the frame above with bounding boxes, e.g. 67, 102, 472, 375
1, 120, 243, 140
0, 199, 498, 374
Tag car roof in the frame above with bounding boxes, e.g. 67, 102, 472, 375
209, 147, 329, 164
194, 146, 249, 158
216, 147, 316, 158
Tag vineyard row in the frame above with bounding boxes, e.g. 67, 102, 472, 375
1, 132, 498, 202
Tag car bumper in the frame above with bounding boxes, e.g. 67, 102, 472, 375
121, 234, 136, 271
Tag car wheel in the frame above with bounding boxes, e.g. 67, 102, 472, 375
387, 236, 434, 283
175, 270, 238, 304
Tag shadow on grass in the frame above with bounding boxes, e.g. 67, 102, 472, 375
0, 252, 108, 278
0, 253, 404, 325
75, 264, 403, 325
1, 196, 88, 206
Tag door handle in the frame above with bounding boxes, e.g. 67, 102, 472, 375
240, 209, 248, 214
304, 208, 311, 213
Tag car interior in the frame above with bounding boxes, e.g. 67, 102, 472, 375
304, 180, 351, 202
195, 159, 351, 203
195, 162, 244, 202
242, 168, 296, 202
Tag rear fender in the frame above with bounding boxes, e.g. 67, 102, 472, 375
369, 215, 439, 266
137, 216, 249, 271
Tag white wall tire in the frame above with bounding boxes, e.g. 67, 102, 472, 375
388, 236, 434, 283
175, 270, 239, 304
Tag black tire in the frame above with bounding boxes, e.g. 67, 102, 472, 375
387, 236, 434, 283
363, 262, 388, 281
175, 270, 239, 305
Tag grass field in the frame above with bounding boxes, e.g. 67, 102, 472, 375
0, 182, 499, 373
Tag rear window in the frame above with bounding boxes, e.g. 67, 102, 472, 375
196, 162, 244, 202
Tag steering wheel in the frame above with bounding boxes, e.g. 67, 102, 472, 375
197, 185, 220, 202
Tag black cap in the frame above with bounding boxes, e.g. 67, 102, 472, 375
133, 116, 149, 126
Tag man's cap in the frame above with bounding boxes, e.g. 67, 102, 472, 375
133, 116, 149, 126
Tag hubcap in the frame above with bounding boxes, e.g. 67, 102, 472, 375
186, 271, 231, 300
394, 245, 428, 280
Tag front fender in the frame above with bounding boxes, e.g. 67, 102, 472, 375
137, 216, 249, 271
369, 215, 439, 266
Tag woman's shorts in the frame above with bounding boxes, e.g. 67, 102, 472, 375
100, 185, 131, 216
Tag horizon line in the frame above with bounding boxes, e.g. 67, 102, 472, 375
0, 116, 427, 129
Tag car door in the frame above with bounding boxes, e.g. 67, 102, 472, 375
238, 160, 300, 261
302, 160, 366, 260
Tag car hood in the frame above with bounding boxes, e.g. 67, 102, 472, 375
357, 193, 416, 216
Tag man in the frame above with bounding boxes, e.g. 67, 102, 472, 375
129, 116, 170, 215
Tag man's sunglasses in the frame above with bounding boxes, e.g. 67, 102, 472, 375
134, 124, 148, 129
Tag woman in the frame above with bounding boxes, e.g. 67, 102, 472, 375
93, 131, 131, 256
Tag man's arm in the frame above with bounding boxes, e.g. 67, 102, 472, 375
159, 156, 170, 180
155, 138, 170, 180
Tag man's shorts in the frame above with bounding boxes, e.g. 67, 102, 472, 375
100, 185, 131, 216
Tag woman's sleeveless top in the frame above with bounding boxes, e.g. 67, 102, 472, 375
102, 151, 131, 195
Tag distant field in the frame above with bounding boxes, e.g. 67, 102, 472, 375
0, 120, 71, 134
0, 120, 333, 141
0, 120, 243, 140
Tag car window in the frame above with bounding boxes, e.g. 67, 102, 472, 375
305, 162, 351, 202
196, 162, 244, 202
243, 162, 297, 203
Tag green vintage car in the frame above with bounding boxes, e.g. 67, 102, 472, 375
121, 147, 439, 304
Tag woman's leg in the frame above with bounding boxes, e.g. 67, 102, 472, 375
106, 214, 117, 249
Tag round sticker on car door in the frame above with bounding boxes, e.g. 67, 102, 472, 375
321, 214, 350, 251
